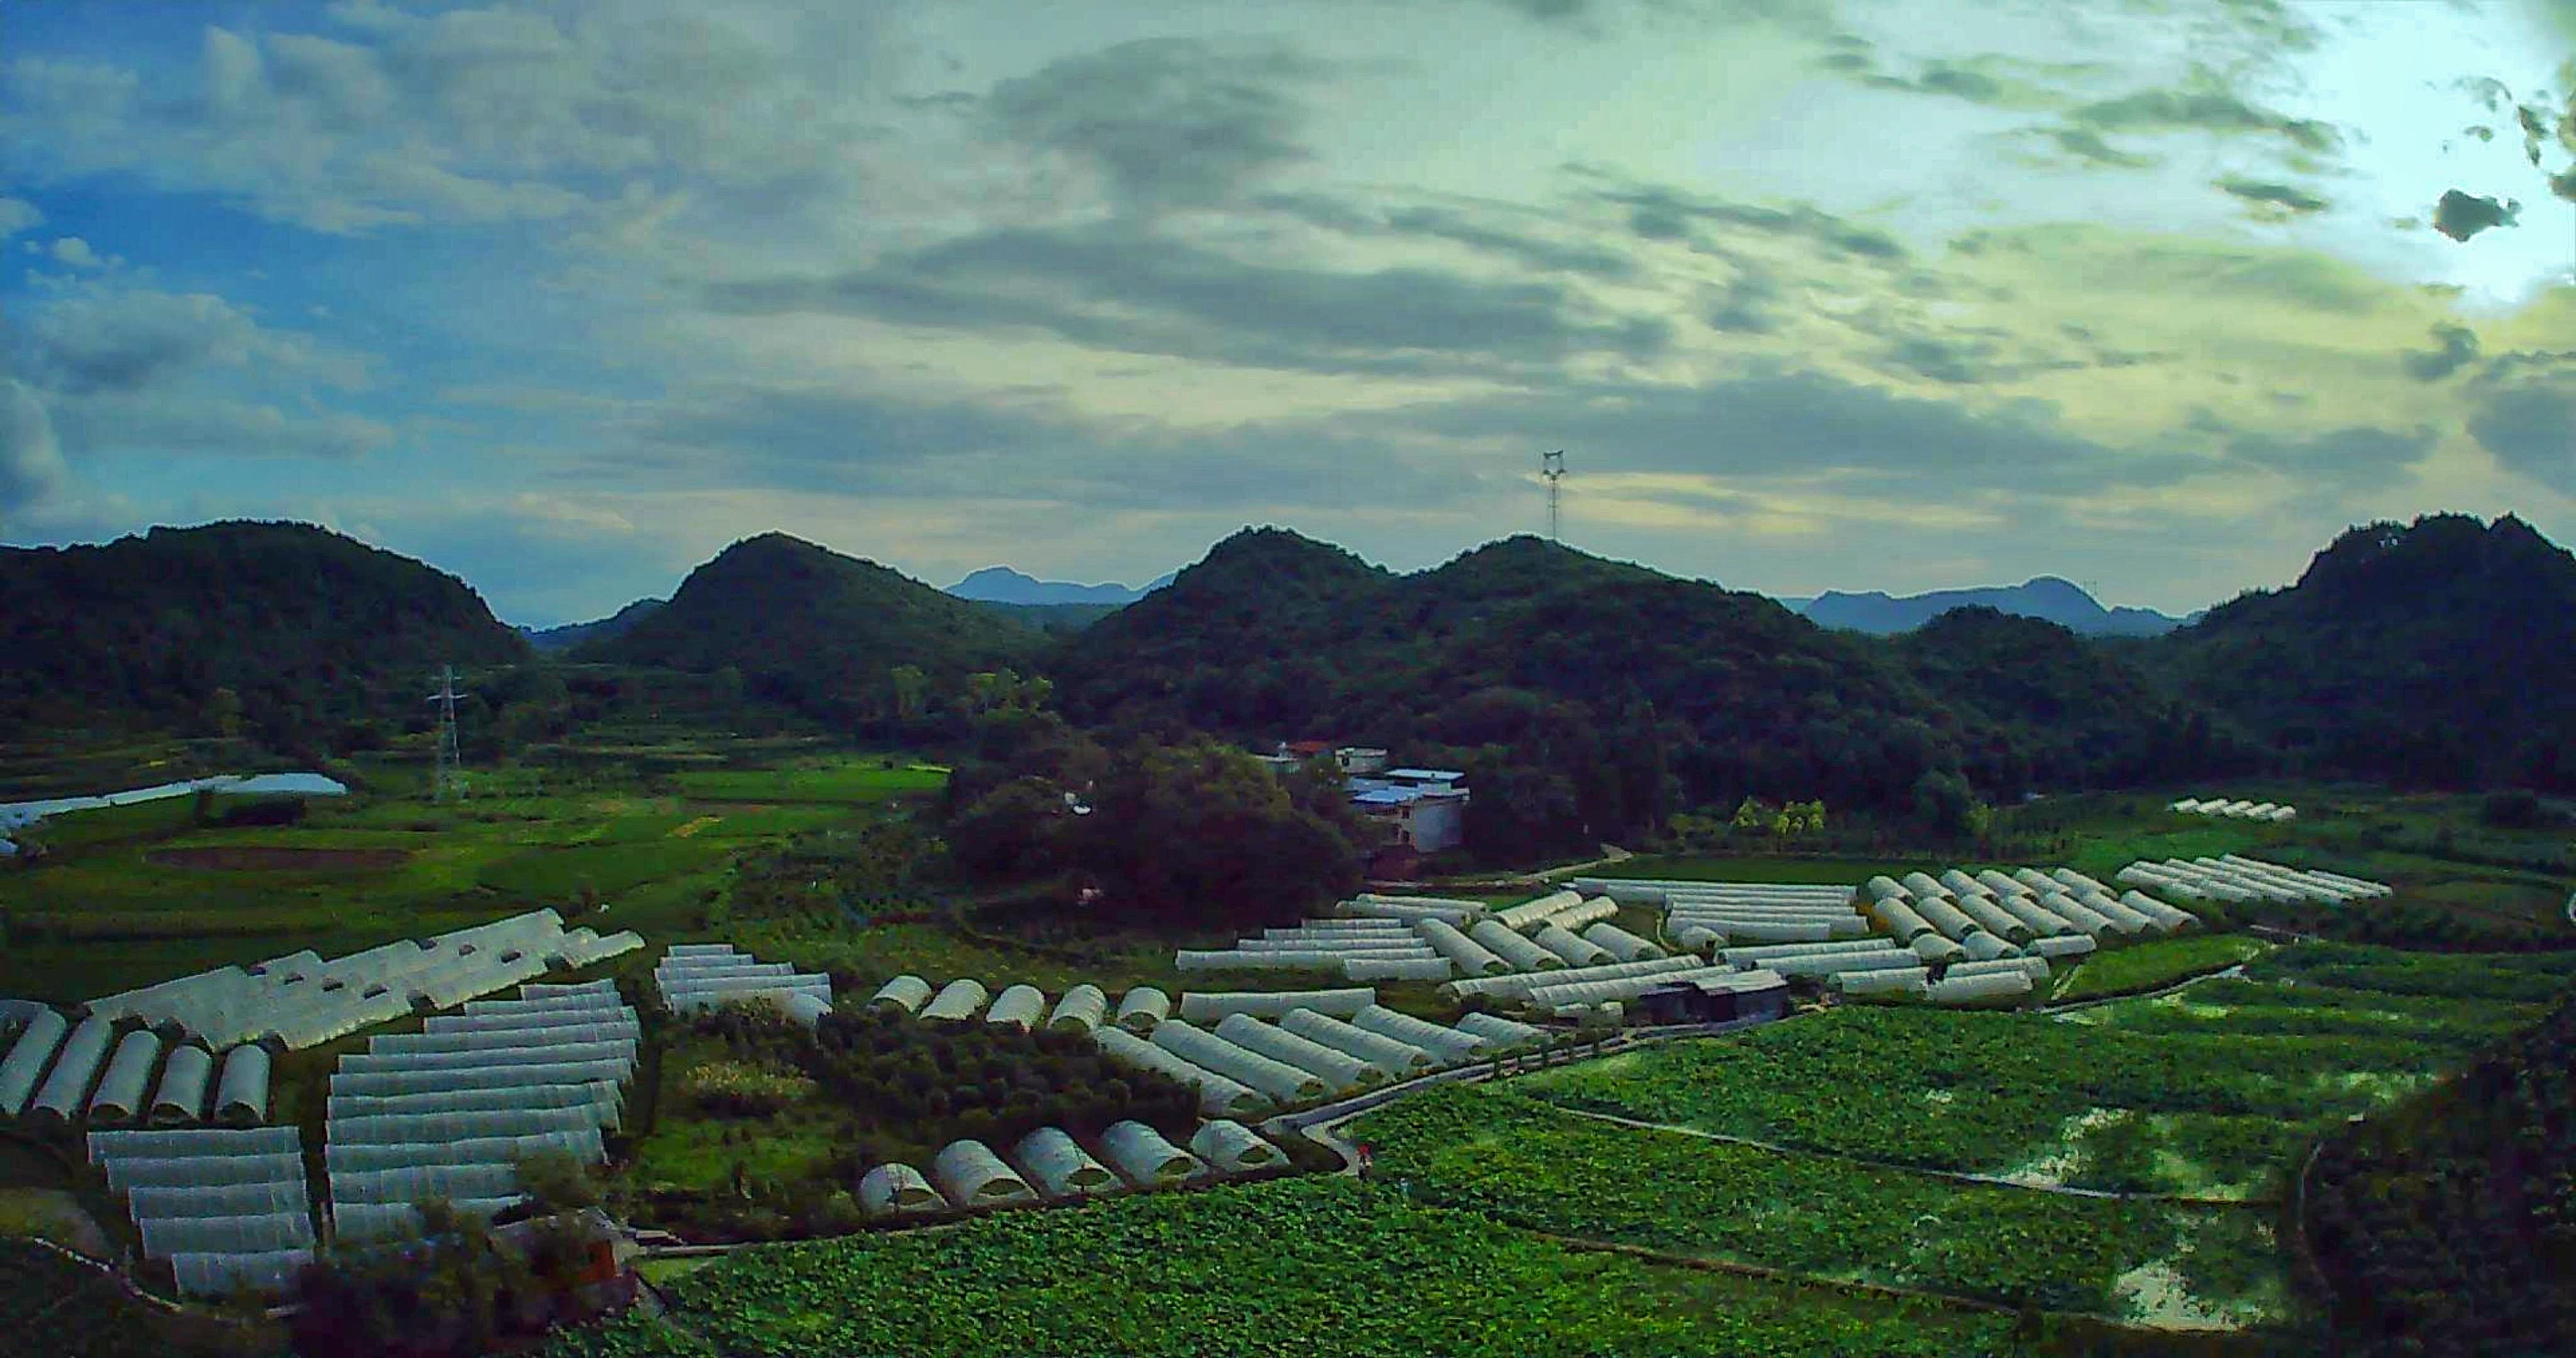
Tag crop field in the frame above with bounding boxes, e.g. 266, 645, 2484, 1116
1348, 1081, 2282, 1323
667, 760, 947, 804
2053, 935, 2272, 1001
0, 1239, 275, 1357
1516, 946, 2565, 1201
547, 1177, 2030, 1358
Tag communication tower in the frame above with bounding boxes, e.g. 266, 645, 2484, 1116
428, 665, 466, 803
1541, 450, 1567, 543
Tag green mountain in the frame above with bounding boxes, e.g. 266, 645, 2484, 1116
524, 597, 663, 652
0, 521, 528, 739
580, 533, 1043, 721
1802, 577, 2184, 636
1052, 530, 2094, 834
2165, 513, 2576, 790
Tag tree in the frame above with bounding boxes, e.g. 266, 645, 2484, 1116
1913, 770, 1978, 837
205, 685, 243, 739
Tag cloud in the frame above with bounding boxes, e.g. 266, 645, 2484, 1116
22, 287, 369, 395
1255, 192, 1640, 278
984, 38, 1326, 213
1585, 178, 1905, 260
46, 237, 113, 270
0, 380, 70, 522
2467, 379, 2575, 481
2402, 323, 2480, 381
0, 197, 41, 241
2214, 178, 2328, 218
1703, 268, 1782, 333
701, 224, 1672, 376
2028, 126, 2162, 170
2066, 77, 2343, 156
2430, 189, 2521, 241
2223, 424, 2432, 487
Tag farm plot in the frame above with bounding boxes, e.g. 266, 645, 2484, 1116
1346, 1082, 2282, 1322
545, 1176, 2020, 1358
1516, 949, 2557, 1200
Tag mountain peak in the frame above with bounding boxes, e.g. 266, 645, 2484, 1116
1803, 577, 2178, 636
945, 565, 1169, 606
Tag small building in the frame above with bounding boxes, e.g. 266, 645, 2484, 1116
1336, 748, 1390, 775
1348, 780, 1469, 854
1636, 976, 1790, 1026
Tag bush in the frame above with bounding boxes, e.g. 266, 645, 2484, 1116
2480, 789, 2547, 829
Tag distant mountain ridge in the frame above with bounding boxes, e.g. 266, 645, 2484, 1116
947, 565, 1177, 606
523, 597, 663, 652
1797, 577, 2185, 636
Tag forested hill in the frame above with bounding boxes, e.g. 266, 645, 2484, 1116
579, 533, 1043, 722
2162, 513, 2576, 791
1802, 577, 2183, 636
0, 521, 527, 738
1051, 529, 2115, 844
524, 597, 662, 652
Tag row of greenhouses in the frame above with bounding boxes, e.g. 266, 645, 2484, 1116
87, 1125, 314, 1298
2, 1008, 271, 1129
653, 943, 834, 1022
2170, 797, 2297, 822
321, 979, 635, 1245
1180, 889, 1637, 983
857, 1118, 1291, 1219
1077, 989, 1544, 1116
2116, 854, 2388, 905
76, 910, 640, 1051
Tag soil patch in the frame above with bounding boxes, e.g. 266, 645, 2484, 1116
148, 846, 411, 872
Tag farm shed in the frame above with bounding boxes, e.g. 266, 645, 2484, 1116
1442, 956, 1701, 1005
1189, 1120, 1284, 1173
1958, 933, 2021, 962
89, 1125, 300, 1162
330, 1161, 522, 1205
0, 1007, 69, 1117
1114, 987, 1172, 1033
2048, 868, 2112, 896
325, 1127, 604, 1172
921, 979, 991, 1022
1866, 898, 1935, 943
1926, 971, 2035, 1006
326, 1081, 621, 1126
1946, 957, 2052, 985
2039, 893, 2116, 938
1048, 985, 1108, 1034
1342, 956, 1455, 983
1101, 1120, 1199, 1184
1092, 1027, 1269, 1118
1452, 1012, 1545, 1052
1014, 1127, 1120, 1198
1938, 869, 1992, 898
1540, 897, 1618, 932
372, 1018, 640, 1053
1719, 939, 1898, 967
1150, 1022, 1330, 1104
1828, 967, 1931, 998
1669, 919, 1836, 947
2119, 890, 2199, 931
1750, 951, 1921, 981
1176, 988, 1374, 1024
1280, 1009, 1435, 1078
518, 980, 617, 1002
1581, 922, 1663, 961
138, 1211, 315, 1261
1974, 869, 2031, 898
1952, 897, 2035, 945
1533, 925, 1613, 968
1178, 949, 1414, 972
1572, 879, 1671, 906
1908, 897, 1984, 943
127, 1180, 308, 1220
984, 985, 1046, 1032
1214, 1015, 1383, 1094
28, 1016, 114, 1125
101, 1152, 304, 1191
1989, 895, 2074, 937
931, 1139, 1037, 1206
858, 1162, 947, 1217
1352, 893, 1489, 912
2010, 868, 2060, 895
331, 1202, 432, 1244
1336, 899, 1477, 926
1900, 872, 1948, 899
2028, 934, 2098, 959
1494, 890, 1582, 930
1349, 1006, 1485, 1064
169, 1248, 313, 1300
870, 975, 933, 1013
1468, 921, 1563, 973
88, 1029, 164, 1123
328, 1107, 603, 1144
328, 1058, 628, 1100
1415, 919, 1512, 976
1864, 876, 1907, 901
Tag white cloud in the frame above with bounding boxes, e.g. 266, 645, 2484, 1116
0, 380, 70, 521
0, 197, 41, 241
46, 237, 112, 270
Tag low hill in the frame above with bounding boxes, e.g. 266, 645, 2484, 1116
0, 521, 528, 739
1802, 577, 2183, 636
2166, 513, 2576, 790
947, 565, 1174, 605
965, 600, 1126, 634
524, 597, 663, 652
581, 533, 1043, 721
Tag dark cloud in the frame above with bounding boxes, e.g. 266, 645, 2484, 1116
2431, 189, 2521, 241
2402, 324, 2480, 382
2065, 80, 2342, 156
2216, 177, 2329, 217
1387, 366, 2198, 494
1703, 270, 1781, 333
1494, 0, 1590, 20
702, 226, 1670, 376
984, 38, 1324, 212
2467, 380, 2575, 481
2225, 425, 2431, 487
1590, 182, 1904, 260
2455, 76, 2514, 114
2033, 127, 2160, 169
1254, 192, 1638, 278
1882, 334, 2001, 384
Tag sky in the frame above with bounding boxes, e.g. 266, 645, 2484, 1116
1, 0, 2572, 626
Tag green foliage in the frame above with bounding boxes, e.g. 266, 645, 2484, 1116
2306, 995, 2576, 1355
0, 521, 528, 742
2055, 936, 2270, 1001
1350, 1082, 2228, 1317
547, 1177, 2018, 1357
0, 1239, 275, 1357
579, 533, 1040, 727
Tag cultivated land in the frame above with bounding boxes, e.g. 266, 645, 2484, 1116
1, 744, 2570, 1355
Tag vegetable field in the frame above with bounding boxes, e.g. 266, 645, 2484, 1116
548, 1178, 2020, 1358
2053, 935, 2270, 1001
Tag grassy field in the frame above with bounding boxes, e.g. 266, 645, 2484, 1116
667, 760, 947, 804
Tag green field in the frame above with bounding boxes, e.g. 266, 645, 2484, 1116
2055, 935, 2272, 1001
667, 761, 947, 803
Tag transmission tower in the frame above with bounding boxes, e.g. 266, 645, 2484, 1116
1541, 450, 1567, 543
428, 665, 466, 803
